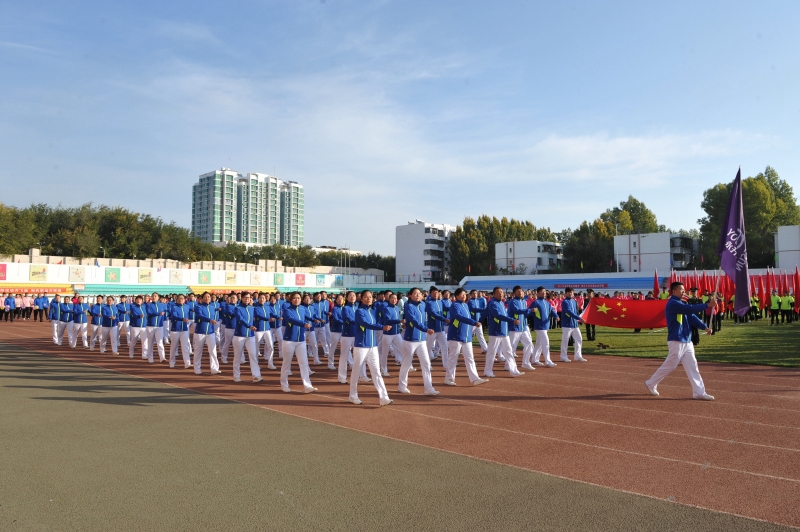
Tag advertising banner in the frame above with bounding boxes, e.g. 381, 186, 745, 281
138, 269, 153, 284
105, 268, 121, 283
275, 273, 284, 286
198, 271, 211, 284
296, 274, 305, 286
29, 266, 48, 282
225, 272, 237, 285
68, 266, 86, 282
169, 270, 184, 284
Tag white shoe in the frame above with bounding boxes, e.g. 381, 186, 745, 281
560, 358, 571, 363
409, 366, 417, 372
574, 357, 588, 362
381, 371, 390, 377
521, 363, 535, 370
531, 361, 543, 366
338, 379, 348, 384
327, 365, 336, 371
398, 388, 411, 394
309, 370, 315, 375
424, 389, 440, 396
694, 393, 715, 401
349, 397, 363, 405
253, 376, 263, 383
379, 398, 393, 407
645, 382, 659, 396
304, 386, 318, 394
483, 373, 496, 378
233, 377, 241, 382
443, 380, 456, 386
511, 371, 524, 377
358, 377, 371, 383
267, 364, 277, 370
545, 361, 557, 368
281, 387, 291, 393
473, 378, 489, 386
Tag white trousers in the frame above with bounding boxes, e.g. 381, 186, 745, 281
69, 322, 88, 348
328, 332, 342, 368
560, 327, 583, 360
426, 331, 447, 361
338, 336, 355, 382
533, 330, 553, 364
255, 330, 275, 366
485, 336, 519, 376
215, 324, 223, 347
446, 340, 481, 383
350, 346, 390, 402
99, 326, 118, 354
233, 336, 261, 380
220, 328, 235, 363
129, 327, 148, 358
472, 326, 488, 351
193, 333, 220, 374
52, 320, 60, 344
89, 324, 101, 349
399, 340, 435, 393
509, 330, 535, 365
324, 323, 331, 350
315, 328, 330, 356
646, 341, 707, 397
146, 326, 165, 362
169, 330, 191, 367
117, 321, 131, 346
54, 321, 68, 345
379, 334, 403, 373
162, 320, 170, 343
280, 340, 313, 389
306, 331, 319, 361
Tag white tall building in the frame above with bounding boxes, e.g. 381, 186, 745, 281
613, 233, 697, 273
494, 241, 563, 273
775, 225, 800, 270
395, 220, 455, 283
192, 168, 304, 247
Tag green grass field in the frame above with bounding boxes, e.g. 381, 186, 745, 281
477, 318, 800, 367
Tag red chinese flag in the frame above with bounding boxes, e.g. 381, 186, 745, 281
795, 267, 800, 312
653, 270, 659, 295
581, 297, 667, 329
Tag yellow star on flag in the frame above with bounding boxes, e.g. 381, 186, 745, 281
622, 308, 627, 312
620, 314, 625, 318
613, 317, 618, 320
617, 302, 622, 307
596, 303, 611, 314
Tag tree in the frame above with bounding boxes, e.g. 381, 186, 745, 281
448, 215, 556, 280
562, 219, 616, 273
698, 166, 800, 268
599, 195, 658, 235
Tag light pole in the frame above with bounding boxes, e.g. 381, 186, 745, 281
99, 246, 106, 258
614, 224, 620, 273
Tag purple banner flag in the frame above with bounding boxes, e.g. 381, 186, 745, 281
717, 168, 750, 316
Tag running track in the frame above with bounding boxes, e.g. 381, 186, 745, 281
2, 321, 798, 528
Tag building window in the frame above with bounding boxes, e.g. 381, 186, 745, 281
633, 241, 637, 248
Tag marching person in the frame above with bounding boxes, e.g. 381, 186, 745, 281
128, 296, 149, 359
89, 296, 103, 350
313, 292, 331, 364
33, 293, 47, 322
193, 292, 222, 375
483, 287, 524, 378
302, 293, 321, 366
254, 293, 276, 370
559, 287, 587, 362
398, 287, 439, 396
168, 294, 192, 369
444, 288, 488, 386
279, 292, 317, 393
68, 296, 90, 349
231, 292, 262, 383
584, 289, 597, 341
328, 294, 345, 371
145, 292, 167, 363
531, 287, 557, 367
219, 294, 238, 364
468, 290, 489, 353
98, 296, 119, 355
645, 282, 716, 400
348, 290, 393, 406
48, 295, 62, 343
508, 286, 535, 370
56, 296, 73, 346
116, 295, 131, 347
425, 287, 449, 365
378, 293, 403, 376
337, 291, 358, 384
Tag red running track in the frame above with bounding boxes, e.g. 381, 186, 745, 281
2, 321, 799, 528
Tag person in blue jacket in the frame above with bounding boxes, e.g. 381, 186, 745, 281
98, 296, 119, 355
646, 282, 716, 400
302, 293, 321, 366
231, 292, 262, 383
219, 294, 238, 365
425, 287, 449, 365
378, 293, 404, 376
55, 297, 73, 347
483, 287, 524, 378
468, 290, 489, 354
444, 288, 488, 386
168, 294, 192, 369
507, 286, 536, 370
254, 293, 276, 370
69, 296, 90, 349
312, 293, 331, 364
48, 295, 61, 342
328, 294, 345, 372
398, 287, 439, 396
4, 293, 17, 323
145, 292, 167, 363
530, 287, 557, 368
193, 292, 221, 375
270, 294, 283, 354
337, 292, 358, 384
348, 290, 393, 407
128, 296, 149, 359
34, 293, 48, 322
559, 287, 587, 363
279, 291, 317, 393
116, 295, 131, 347
89, 296, 104, 350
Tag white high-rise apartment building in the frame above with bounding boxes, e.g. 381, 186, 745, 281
395, 220, 455, 283
192, 168, 304, 247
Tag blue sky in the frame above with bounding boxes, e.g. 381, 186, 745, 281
1, 0, 798, 255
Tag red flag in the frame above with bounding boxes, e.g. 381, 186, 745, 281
795, 267, 800, 312
653, 270, 659, 295
758, 275, 766, 310
582, 297, 667, 329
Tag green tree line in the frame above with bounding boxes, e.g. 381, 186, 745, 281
0, 203, 395, 278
